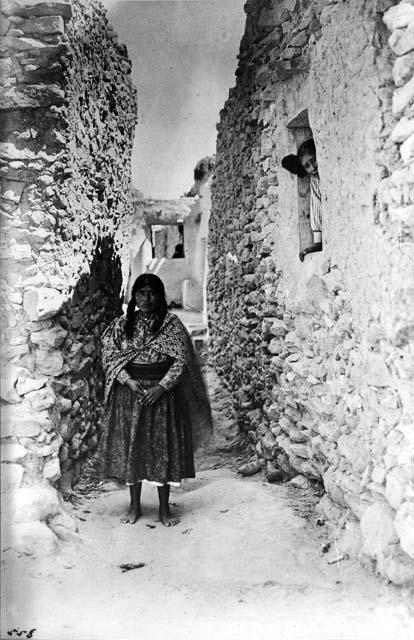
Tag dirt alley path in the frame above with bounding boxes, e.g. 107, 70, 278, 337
2, 371, 414, 640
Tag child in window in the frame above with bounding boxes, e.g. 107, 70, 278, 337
282, 139, 322, 262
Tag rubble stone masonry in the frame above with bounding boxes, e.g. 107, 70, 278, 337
208, 0, 414, 584
1, 0, 137, 553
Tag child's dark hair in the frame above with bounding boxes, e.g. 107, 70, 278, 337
297, 139, 316, 162
281, 138, 316, 177
125, 274, 168, 338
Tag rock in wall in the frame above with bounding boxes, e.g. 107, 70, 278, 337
208, 0, 414, 584
1, 0, 137, 554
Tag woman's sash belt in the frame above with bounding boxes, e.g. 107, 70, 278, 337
125, 361, 172, 381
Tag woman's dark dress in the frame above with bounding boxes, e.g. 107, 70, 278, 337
100, 311, 212, 486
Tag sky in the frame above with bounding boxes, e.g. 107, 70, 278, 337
102, 0, 246, 199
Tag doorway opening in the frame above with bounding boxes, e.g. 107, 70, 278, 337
150, 223, 185, 259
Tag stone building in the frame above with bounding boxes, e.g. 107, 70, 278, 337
1, 0, 137, 552
129, 158, 213, 314
208, 0, 414, 584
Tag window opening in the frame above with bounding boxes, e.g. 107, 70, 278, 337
150, 223, 185, 259
283, 109, 323, 262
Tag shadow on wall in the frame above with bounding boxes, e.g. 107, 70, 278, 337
55, 236, 123, 494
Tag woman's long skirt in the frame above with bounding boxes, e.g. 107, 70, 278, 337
101, 363, 195, 485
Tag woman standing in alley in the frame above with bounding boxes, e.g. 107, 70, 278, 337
100, 273, 213, 527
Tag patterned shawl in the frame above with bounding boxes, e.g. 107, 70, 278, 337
101, 311, 213, 450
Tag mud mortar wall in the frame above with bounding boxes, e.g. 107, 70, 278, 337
1, 0, 137, 553
208, 0, 414, 584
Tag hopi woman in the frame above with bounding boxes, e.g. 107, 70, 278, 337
100, 274, 213, 527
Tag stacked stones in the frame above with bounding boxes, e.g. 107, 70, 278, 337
209, 0, 321, 477
60, 0, 137, 282
1, 0, 137, 554
208, 0, 414, 584
208, 0, 264, 442
376, 0, 414, 580
186, 156, 215, 197
251, 0, 321, 83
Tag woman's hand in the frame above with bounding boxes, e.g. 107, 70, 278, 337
141, 385, 165, 406
126, 379, 145, 395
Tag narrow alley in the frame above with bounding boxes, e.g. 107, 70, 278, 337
3, 372, 413, 640
2, 0, 414, 638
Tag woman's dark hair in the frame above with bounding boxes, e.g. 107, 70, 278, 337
125, 273, 168, 338
281, 138, 316, 177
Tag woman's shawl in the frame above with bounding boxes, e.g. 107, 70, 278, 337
101, 311, 213, 450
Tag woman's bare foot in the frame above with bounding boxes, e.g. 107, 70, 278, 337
159, 507, 179, 527
121, 504, 142, 524
121, 483, 142, 523
157, 485, 179, 526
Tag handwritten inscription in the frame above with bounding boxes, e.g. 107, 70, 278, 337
7, 629, 36, 638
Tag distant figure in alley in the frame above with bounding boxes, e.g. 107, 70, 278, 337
100, 274, 213, 526
172, 243, 184, 258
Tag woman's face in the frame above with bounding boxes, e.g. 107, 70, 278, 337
135, 285, 162, 315
300, 151, 318, 176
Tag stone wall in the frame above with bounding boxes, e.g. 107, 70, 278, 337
1, 0, 137, 554
208, 0, 414, 584
130, 158, 214, 313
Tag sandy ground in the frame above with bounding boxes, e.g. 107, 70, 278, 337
2, 374, 414, 640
